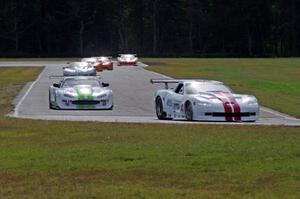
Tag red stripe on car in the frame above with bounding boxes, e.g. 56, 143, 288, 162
221, 92, 241, 121
213, 92, 233, 121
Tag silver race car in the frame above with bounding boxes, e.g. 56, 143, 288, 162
49, 76, 113, 110
151, 79, 259, 122
117, 54, 138, 65
63, 62, 96, 76
81, 57, 100, 67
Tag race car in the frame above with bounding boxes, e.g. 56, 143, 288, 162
63, 62, 96, 76
49, 76, 113, 110
117, 54, 138, 66
81, 57, 100, 67
95, 56, 113, 71
151, 79, 259, 122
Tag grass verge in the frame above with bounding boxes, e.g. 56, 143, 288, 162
0, 58, 79, 61
0, 67, 299, 198
143, 58, 300, 118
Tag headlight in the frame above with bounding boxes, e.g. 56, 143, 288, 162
247, 99, 258, 106
64, 92, 76, 98
96, 94, 108, 99
64, 68, 73, 72
244, 97, 258, 105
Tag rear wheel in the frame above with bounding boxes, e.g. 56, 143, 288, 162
155, 97, 166, 120
185, 101, 193, 121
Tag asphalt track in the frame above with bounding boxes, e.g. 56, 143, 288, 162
1, 61, 300, 126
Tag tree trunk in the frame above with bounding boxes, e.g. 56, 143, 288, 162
136, 0, 144, 54
246, 25, 253, 56
187, 0, 194, 54
153, 0, 159, 54
290, 0, 297, 56
79, 20, 84, 56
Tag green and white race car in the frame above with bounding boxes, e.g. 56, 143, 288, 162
49, 76, 113, 110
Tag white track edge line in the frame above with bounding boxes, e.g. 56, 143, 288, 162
14, 66, 47, 117
260, 106, 298, 120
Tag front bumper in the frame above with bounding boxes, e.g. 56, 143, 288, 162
52, 98, 113, 110
192, 104, 259, 122
118, 61, 137, 66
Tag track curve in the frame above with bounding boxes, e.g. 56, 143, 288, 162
0, 61, 299, 126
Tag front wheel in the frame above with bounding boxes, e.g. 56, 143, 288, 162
155, 97, 166, 120
49, 91, 54, 109
185, 101, 193, 121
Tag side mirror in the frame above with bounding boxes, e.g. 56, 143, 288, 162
102, 83, 109, 87
53, 83, 60, 88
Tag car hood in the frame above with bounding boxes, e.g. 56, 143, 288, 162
192, 92, 254, 104
63, 85, 107, 96
65, 66, 94, 71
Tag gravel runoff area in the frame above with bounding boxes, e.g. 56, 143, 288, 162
0, 61, 299, 126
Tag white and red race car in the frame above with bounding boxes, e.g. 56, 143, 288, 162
151, 79, 259, 122
117, 54, 138, 66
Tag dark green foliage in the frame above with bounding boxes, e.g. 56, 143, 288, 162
0, 0, 299, 57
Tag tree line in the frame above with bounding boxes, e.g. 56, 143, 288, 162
0, 0, 299, 57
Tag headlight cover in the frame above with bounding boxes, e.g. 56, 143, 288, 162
64, 92, 76, 98
95, 93, 108, 99
244, 97, 258, 106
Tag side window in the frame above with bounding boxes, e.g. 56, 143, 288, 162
178, 87, 184, 95
175, 83, 184, 95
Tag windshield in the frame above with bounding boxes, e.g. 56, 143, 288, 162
69, 62, 90, 68
81, 58, 97, 63
98, 57, 109, 62
121, 55, 135, 59
185, 82, 232, 94
62, 79, 101, 88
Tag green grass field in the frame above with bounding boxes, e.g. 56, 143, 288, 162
0, 64, 299, 198
143, 58, 300, 118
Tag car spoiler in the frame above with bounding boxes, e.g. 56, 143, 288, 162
150, 79, 182, 89
49, 75, 102, 80
151, 78, 224, 89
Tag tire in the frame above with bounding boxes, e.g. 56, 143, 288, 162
185, 101, 193, 121
49, 91, 53, 109
155, 97, 166, 120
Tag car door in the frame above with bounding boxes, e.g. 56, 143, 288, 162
168, 83, 185, 115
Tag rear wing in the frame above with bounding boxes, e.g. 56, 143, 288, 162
49, 75, 102, 80
150, 79, 182, 89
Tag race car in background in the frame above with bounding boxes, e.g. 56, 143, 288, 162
117, 54, 138, 66
81, 57, 102, 69
151, 79, 259, 122
96, 56, 113, 71
63, 62, 96, 76
49, 76, 113, 110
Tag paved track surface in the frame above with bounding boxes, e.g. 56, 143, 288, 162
1, 61, 300, 126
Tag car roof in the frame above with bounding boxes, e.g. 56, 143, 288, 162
120, 54, 136, 56
81, 57, 97, 61
97, 56, 110, 59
